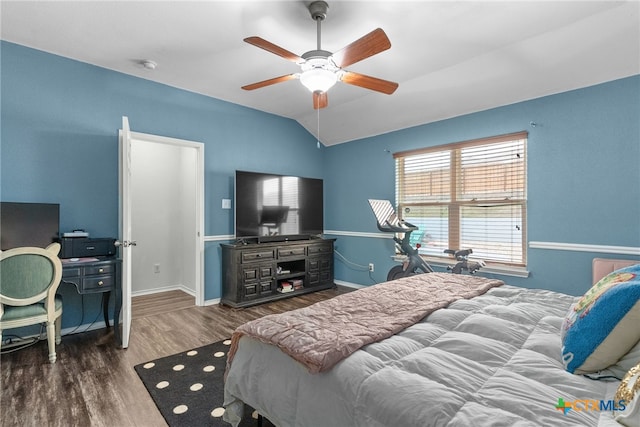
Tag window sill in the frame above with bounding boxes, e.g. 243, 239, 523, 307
391, 255, 530, 278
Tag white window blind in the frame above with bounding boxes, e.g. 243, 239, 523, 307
394, 132, 527, 266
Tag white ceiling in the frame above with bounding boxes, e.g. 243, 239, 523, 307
2, 1, 639, 146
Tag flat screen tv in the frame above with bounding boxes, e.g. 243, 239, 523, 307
235, 170, 323, 242
0, 202, 60, 250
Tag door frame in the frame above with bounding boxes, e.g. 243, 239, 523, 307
129, 130, 206, 306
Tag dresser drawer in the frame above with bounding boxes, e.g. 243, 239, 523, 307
260, 281, 274, 294
243, 267, 258, 281
243, 283, 258, 298
307, 243, 332, 255
319, 270, 332, 282
260, 266, 273, 278
241, 250, 274, 263
277, 246, 305, 259
319, 259, 331, 270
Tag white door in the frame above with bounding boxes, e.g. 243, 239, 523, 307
118, 118, 205, 349
118, 116, 134, 348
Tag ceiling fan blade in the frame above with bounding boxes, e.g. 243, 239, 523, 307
242, 74, 297, 91
331, 28, 391, 68
313, 91, 328, 109
244, 36, 303, 63
341, 71, 398, 95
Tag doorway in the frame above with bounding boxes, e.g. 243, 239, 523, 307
129, 133, 204, 306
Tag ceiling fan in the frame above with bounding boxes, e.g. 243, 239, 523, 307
241, 1, 399, 109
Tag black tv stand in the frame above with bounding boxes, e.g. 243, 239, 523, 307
220, 238, 335, 308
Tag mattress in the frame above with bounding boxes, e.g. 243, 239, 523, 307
223, 284, 622, 427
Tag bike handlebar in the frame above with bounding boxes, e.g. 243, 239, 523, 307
376, 219, 419, 233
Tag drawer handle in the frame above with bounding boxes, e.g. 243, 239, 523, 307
98, 268, 104, 273
98, 281, 104, 286
256, 254, 261, 257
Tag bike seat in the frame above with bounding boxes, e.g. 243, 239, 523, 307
445, 248, 473, 259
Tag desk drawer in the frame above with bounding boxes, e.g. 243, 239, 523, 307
62, 258, 120, 296
83, 275, 114, 292
85, 264, 114, 276
62, 267, 82, 278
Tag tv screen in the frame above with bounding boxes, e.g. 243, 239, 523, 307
235, 171, 323, 241
0, 202, 60, 250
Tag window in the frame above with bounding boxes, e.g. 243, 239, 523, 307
394, 132, 527, 266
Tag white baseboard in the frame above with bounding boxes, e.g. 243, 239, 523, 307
204, 297, 221, 306
131, 284, 196, 298
334, 280, 367, 289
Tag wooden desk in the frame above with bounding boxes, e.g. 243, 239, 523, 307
61, 257, 122, 345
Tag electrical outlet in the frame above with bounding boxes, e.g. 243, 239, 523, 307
154, 264, 160, 274
368, 263, 374, 272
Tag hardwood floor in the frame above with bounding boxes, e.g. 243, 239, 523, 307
0, 286, 353, 427
131, 290, 195, 320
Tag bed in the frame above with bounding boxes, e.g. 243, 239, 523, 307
223, 259, 640, 427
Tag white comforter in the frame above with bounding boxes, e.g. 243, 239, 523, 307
224, 285, 621, 427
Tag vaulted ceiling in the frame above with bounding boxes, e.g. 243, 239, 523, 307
2, 1, 638, 146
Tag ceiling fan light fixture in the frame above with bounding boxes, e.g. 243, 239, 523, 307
300, 68, 337, 93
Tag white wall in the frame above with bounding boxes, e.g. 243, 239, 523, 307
180, 147, 197, 293
130, 139, 197, 295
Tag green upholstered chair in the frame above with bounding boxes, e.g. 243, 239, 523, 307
0, 243, 63, 363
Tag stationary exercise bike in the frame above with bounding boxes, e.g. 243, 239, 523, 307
368, 199, 483, 281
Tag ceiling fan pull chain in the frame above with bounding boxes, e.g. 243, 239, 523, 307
317, 107, 321, 149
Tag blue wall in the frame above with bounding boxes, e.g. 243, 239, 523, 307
2, 41, 639, 334
1, 42, 324, 329
324, 75, 640, 295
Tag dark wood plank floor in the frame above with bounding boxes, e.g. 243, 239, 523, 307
0, 286, 352, 427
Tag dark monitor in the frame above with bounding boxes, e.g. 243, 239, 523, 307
0, 202, 60, 250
